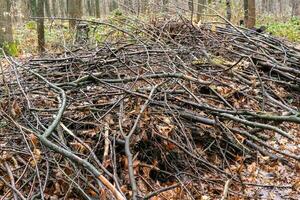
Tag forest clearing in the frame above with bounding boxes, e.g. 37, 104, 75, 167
0, 0, 300, 199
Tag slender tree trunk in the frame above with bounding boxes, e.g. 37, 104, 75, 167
95, 0, 101, 18
262, 0, 267, 13
267, 0, 273, 12
248, 0, 256, 27
0, 0, 13, 47
109, 0, 118, 12
292, 0, 300, 17
21, 0, 31, 20
37, 0, 45, 54
197, 0, 206, 22
67, 0, 82, 29
59, 0, 65, 17
102, 0, 107, 16
188, 0, 193, 12
226, 0, 231, 22
244, 0, 248, 25
44, 0, 51, 17
244, 0, 256, 28
51, 0, 57, 16
30, 0, 37, 17
87, 0, 93, 16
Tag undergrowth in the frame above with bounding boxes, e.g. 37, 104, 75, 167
258, 16, 300, 42
9, 12, 300, 57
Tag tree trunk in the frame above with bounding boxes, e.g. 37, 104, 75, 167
226, 0, 231, 22
109, 0, 118, 12
197, 0, 206, 22
37, 0, 45, 54
87, 0, 93, 16
267, 0, 274, 12
51, 0, 57, 17
244, 0, 256, 28
21, 0, 31, 20
67, 0, 82, 29
30, 0, 37, 17
262, 0, 267, 13
44, 0, 51, 17
95, 0, 101, 18
292, 0, 300, 17
188, 0, 193, 12
0, 0, 13, 47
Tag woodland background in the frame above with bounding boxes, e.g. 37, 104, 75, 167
0, 1, 300, 200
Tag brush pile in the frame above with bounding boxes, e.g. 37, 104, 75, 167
1, 17, 300, 199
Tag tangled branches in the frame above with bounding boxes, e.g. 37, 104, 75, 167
0, 16, 300, 199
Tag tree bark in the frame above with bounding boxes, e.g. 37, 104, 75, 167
44, 0, 51, 17
95, 0, 101, 18
67, 0, 82, 29
197, 0, 206, 22
30, 0, 37, 17
21, 0, 31, 20
244, 0, 256, 28
109, 0, 118, 12
37, 0, 45, 54
87, 0, 93, 16
262, 0, 267, 12
292, 0, 300, 17
51, 0, 57, 17
226, 0, 231, 22
0, 0, 13, 47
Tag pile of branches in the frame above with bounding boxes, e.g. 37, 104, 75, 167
1, 16, 300, 199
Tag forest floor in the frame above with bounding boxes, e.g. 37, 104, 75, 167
0, 15, 300, 200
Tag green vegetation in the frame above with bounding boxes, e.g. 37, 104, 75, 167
8, 9, 300, 57
2, 41, 20, 56
25, 21, 37, 30
259, 17, 300, 42
14, 21, 72, 54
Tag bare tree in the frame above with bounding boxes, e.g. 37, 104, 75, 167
86, 0, 93, 16
51, 0, 58, 17
20, 0, 31, 20
197, 0, 206, 22
244, 0, 256, 28
44, 0, 51, 17
291, 0, 300, 17
109, 0, 118, 12
95, 0, 101, 18
226, 0, 231, 22
0, 0, 13, 47
37, 0, 45, 54
67, 0, 82, 29
30, 0, 37, 17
